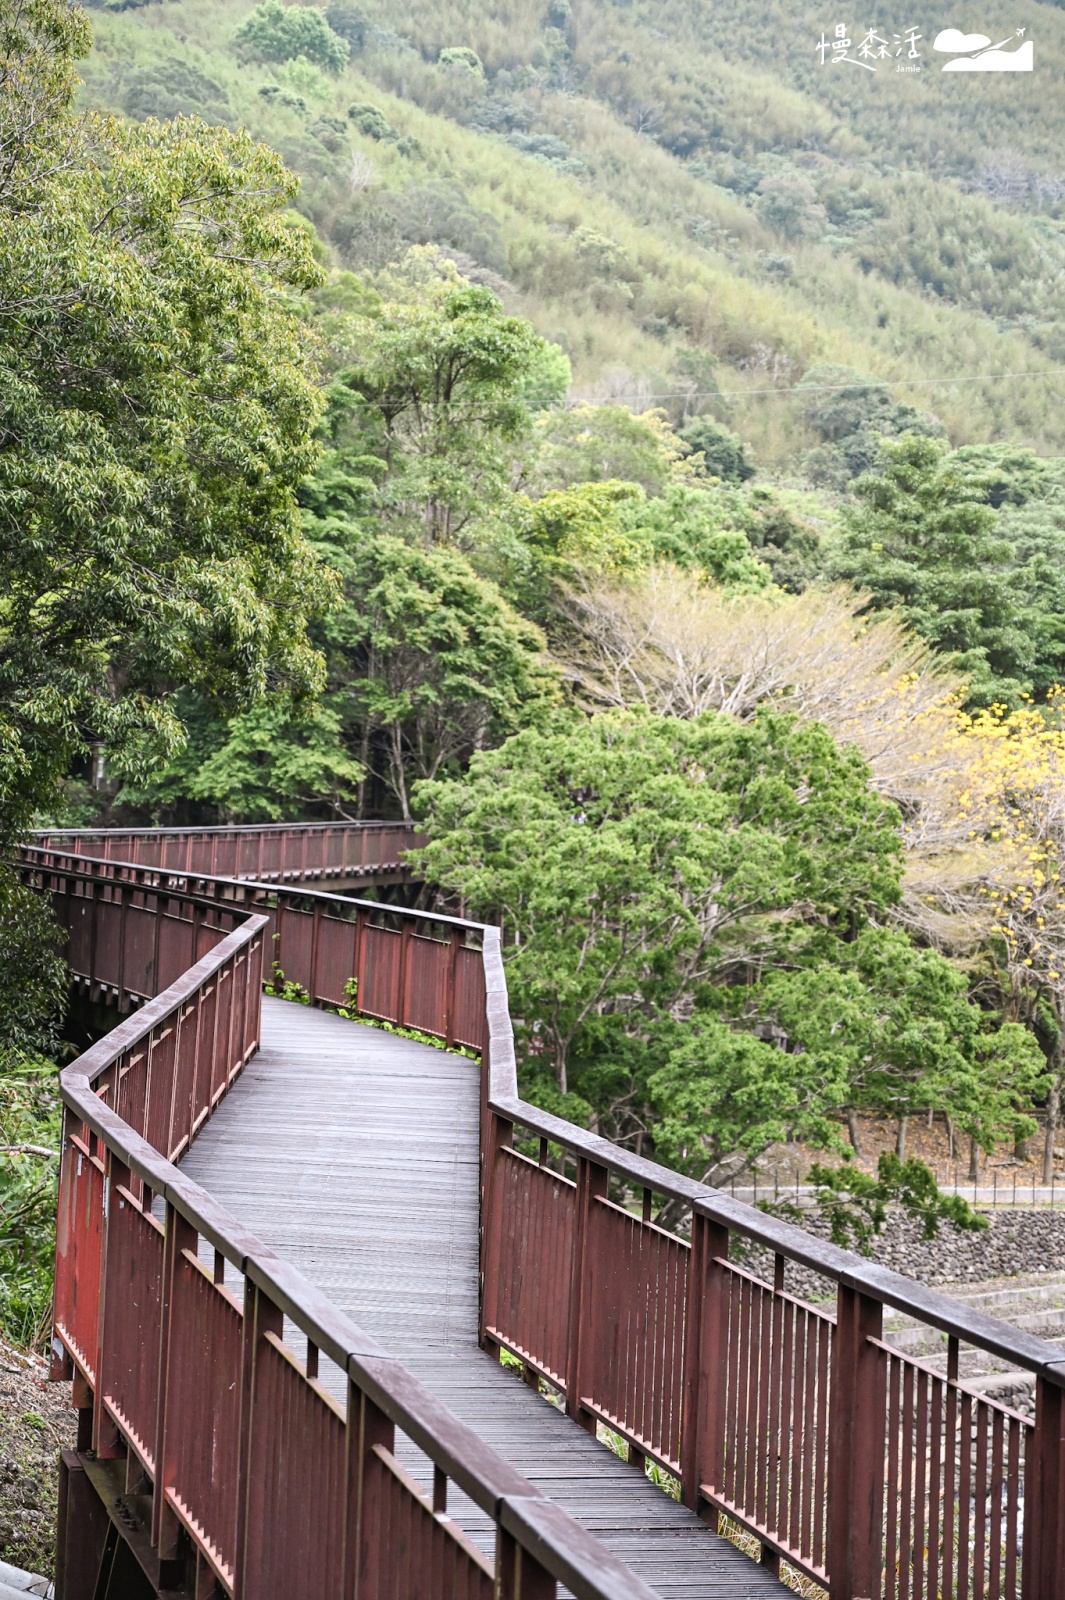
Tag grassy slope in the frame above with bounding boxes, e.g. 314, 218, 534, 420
78, 0, 1065, 464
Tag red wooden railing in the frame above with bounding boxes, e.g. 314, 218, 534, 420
29, 845, 486, 1051
24, 846, 654, 1600
479, 1040, 1065, 1600
34, 821, 421, 886
21, 835, 1065, 1600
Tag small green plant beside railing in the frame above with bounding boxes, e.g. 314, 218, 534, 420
267, 972, 476, 1057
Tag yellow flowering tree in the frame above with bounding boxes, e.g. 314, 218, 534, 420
959, 693, 1065, 1180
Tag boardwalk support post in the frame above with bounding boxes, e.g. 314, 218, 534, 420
565, 1155, 608, 1433
827, 1284, 884, 1600
681, 1212, 729, 1513
1023, 1367, 1065, 1600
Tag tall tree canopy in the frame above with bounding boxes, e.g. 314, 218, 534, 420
305, 275, 546, 545
828, 436, 1031, 706
415, 710, 1044, 1171
0, 0, 333, 846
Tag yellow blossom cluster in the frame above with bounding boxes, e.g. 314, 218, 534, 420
955, 691, 1065, 993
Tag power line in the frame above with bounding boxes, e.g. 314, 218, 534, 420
577, 369, 1065, 402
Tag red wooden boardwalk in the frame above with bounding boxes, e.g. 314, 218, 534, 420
179, 997, 785, 1597
21, 828, 1065, 1600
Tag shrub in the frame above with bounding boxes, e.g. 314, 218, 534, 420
438, 46, 484, 77
678, 416, 755, 483
347, 100, 393, 139
235, 1, 350, 73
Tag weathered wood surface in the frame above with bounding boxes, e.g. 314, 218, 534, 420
180, 998, 787, 1598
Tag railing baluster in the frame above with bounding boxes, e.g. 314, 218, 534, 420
232, 1283, 284, 1600
681, 1213, 725, 1509
959, 1388, 972, 1600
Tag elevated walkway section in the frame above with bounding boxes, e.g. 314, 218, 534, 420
180, 997, 785, 1599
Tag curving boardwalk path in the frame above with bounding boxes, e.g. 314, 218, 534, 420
180, 997, 787, 1600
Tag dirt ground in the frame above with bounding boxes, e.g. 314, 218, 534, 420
754, 1110, 1065, 1190
0, 1343, 75, 1576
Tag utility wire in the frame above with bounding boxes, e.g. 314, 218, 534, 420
576, 369, 1065, 402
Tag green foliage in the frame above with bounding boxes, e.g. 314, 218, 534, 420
0, 0, 334, 848
498, 480, 646, 616
123, 693, 363, 822
0, 874, 66, 1062
743, 929, 1043, 1145
77, 0, 1065, 466
677, 416, 753, 485
384, 183, 507, 273
235, 1, 351, 72
347, 99, 392, 138
0, 1055, 61, 1347
516, 340, 571, 413
528, 406, 680, 496
319, 532, 557, 818
415, 708, 903, 1103
326, 4, 368, 49
798, 364, 944, 490
264, 962, 311, 1001
952, 445, 1051, 510
829, 435, 1034, 705
799, 1154, 988, 1255
438, 46, 483, 77
20, 0, 1065, 1247
754, 173, 826, 241
621, 485, 772, 590
996, 471, 1065, 699
416, 705, 1046, 1178
113, 58, 232, 124
313, 280, 542, 541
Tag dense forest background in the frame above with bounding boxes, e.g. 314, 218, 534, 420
76, 0, 1065, 463
5, 0, 1065, 1353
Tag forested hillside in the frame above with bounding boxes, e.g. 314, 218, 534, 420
5, 0, 1065, 1368
77, 0, 1065, 462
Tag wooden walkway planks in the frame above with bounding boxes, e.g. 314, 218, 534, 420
179, 998, 788, 1600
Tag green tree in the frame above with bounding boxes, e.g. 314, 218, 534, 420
798, 364, 944, 489
320, 282, 543, 542
528, 405, 682, 496
323, 534, 557, 818
438, 46, 484, 76
416, 708, 1044, 1188
677, 415, 754, 484
621, 484, 772, 590
517, 340, 571, 413
490, 480, 646, 619
828, 435, 1033, 704
998, 480, 1065, 698
415, 709, 902, 1098
652, 927, 1042, 1183
754, 172, 827, 240
119, 693, 363, 823
235, 1, 351, 72
0, 2, 334, 851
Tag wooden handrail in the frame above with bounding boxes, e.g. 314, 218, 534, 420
31, 821, 422, 889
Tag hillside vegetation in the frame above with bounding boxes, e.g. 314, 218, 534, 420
77, 0, 1065, 465
7, 0, 1065, 1365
